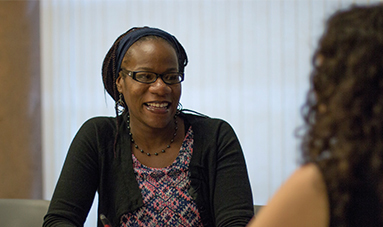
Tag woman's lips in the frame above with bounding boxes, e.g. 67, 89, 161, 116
144, 102, 170, 113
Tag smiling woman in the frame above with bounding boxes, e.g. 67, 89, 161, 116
116, 37, 183, 167
42, 27, 254, 227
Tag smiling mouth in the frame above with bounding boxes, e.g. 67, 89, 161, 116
145, 102, 170, 109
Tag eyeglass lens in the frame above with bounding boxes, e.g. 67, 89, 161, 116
135, 72, 182, 84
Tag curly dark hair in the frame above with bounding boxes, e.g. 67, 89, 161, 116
300, 3, 383, 226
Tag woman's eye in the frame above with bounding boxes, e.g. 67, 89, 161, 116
137, 73, 155, 81
164, 74, 179, 81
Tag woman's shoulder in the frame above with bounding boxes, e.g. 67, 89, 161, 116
181, 111, 237, 142
291, 163, 326, 188
181, 110, 230, 127
248, 163, 330, 227
83, 115, 115, 124
267, 163, 329, 210
78, 116, 117, 134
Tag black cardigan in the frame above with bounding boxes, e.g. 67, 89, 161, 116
43, 112, 254, 226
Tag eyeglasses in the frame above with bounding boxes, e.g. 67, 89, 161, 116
120, 68, 184, 85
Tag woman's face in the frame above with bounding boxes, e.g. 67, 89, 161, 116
116, 38, 181, 130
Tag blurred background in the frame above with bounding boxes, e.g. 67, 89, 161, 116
1, 0, 382, 226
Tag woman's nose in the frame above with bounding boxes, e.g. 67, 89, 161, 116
149, 77, 171, 95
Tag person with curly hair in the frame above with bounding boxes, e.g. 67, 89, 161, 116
247, 3, 383, 227
43, 27, 254, 227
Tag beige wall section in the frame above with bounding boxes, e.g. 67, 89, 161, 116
0, 1, 42, 198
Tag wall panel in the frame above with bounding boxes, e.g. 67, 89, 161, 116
0, 0, 42, 199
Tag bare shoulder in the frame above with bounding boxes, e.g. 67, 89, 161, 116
290, 163, 327, 191
247, 163, 329, 227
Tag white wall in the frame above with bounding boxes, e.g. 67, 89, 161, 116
40, 0, 382, 226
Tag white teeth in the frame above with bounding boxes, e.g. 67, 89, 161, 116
147, 103, 169, 108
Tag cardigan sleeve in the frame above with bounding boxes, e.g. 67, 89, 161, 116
43, 118, 108, 227
188, 113, 254, 227
213, 120, 254, 226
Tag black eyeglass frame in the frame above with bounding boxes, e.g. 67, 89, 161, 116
120, 68, 184, 85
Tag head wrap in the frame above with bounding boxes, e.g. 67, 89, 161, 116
115, 27, 188, 73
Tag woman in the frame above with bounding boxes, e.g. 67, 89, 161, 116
43, 27, 254, 227
247, 3, 383, 227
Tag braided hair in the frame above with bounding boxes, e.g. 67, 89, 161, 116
102, 27, 135, 114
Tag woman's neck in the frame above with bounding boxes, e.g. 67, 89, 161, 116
128, 116, 180, 151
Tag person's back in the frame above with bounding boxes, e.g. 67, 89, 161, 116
248, 3, 383, 227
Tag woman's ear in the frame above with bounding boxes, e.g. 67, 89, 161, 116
116, 75, 123, 93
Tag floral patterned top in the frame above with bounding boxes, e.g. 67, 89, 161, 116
120, 127, 203, 227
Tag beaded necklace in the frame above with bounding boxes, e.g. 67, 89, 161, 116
127, 114, 178, 156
